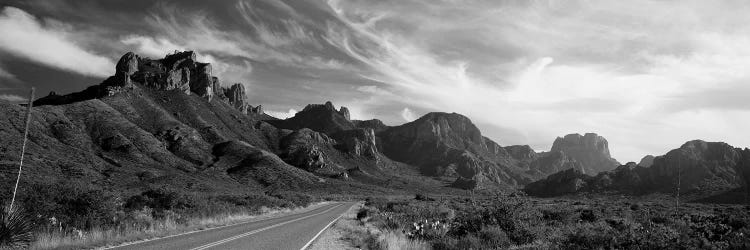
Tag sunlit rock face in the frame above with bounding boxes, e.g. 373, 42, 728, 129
550, 133, 620, 175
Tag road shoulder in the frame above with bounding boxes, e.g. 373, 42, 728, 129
307, 202, 363, 250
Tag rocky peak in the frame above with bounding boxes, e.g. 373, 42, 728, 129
225, 83, 248, 113
339, 106, 351, 120
397, 112, 484, 150
116, 52, 139, 76
550, 133, 619, 174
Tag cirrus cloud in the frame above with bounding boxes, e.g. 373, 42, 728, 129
0, 7, 114, 77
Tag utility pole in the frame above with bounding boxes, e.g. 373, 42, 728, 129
10, 88, 34, 210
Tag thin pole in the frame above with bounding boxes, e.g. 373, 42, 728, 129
10, 88, 34, 210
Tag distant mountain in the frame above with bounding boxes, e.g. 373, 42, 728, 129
550, 133, 620, 174
266, 101, 354, 135
525, 140, 750, 199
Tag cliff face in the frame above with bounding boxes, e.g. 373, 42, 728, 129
550, 133, 620, 174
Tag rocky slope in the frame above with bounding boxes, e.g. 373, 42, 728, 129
525, 140, 750, 198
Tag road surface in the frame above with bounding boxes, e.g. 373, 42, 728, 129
109, 202, 355, 250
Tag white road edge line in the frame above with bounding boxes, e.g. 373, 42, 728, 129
190, 203, 344, 250
103, 202, 334, 250
299, 203, 353, 250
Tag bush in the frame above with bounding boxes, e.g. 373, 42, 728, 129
414, 193, 434, 201
650, 215, 669, 224
477, 226, 510, 248
542, 209, 573, 222
364, 197, 388, 210
356, 209, 369, 221
269, 191, 314, 207
19, 182, 120, 229
580, 209, 598, 222
125, 188, 196, 215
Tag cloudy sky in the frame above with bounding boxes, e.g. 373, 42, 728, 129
1, 0, 749, 162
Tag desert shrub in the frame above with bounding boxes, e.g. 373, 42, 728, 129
364, 197, 388, 209
542, 209, 573, 222
450, 235, 483, 249
650, 215, 669, 224
478, 226, 511, 248
217, 194, 291, 210
580, 209, 598, 222
414, 193, 433, 201
125, 188, 196, 215
508, 226, 537, 245
0, 205, 34, 249
356, 208, 369, 221
729, 218, 747, 230
19, 182, 120, 229
269, 191, 314, 207
563, 225, 615, 249
630, 203, 641, 211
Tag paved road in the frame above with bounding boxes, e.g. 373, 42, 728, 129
109, 202, 354, 250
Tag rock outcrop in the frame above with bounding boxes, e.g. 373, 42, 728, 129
333, 128, 378, 159
638, 155, 655, 167
224, 83, 248, 113
550, 133, 620, 174
278, 129, 332, 171
35, 51, 224, 105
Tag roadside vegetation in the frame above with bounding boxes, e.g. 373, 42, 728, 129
0, 181, 322, 249
356, 193, 750, 249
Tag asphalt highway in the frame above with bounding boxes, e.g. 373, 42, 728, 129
108, 202, 354, 250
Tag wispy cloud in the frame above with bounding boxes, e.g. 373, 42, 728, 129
400, 107, 416, 122
0, 7, 114, 77
0, 94, 26, 102
0, 65, 18, 82
322, 0, 750, 161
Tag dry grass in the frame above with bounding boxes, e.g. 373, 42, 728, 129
376, 231, 430, 250
30, 203, 328, 250
331, 203, 428, 250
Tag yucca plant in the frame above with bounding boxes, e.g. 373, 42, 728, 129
0, 204, 34, 249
